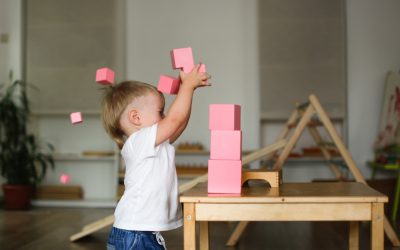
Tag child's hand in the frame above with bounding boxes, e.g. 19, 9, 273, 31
179, 64, 211, 90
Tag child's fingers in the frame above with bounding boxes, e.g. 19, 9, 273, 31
198, 82, 212, 87
191, 64, 201, 72
201, 72, 211, 81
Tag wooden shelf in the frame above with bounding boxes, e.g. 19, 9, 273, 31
176, 150, 255, 155
34, 185, 83, 200
176, 150, 209, 155
265, 156, 344, 165
31, 198, 117, 208
53, 153, 115, 161
177, 167, 207, 177
119, 166, 208, 179
368, 161, 400, 170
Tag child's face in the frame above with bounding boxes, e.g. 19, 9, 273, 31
139, 92, 165, 127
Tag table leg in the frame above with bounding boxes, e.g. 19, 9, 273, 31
349, 221, 359, 250
184, 203, 196, 250
371, 203, 384, 250
199, 222, 209, 250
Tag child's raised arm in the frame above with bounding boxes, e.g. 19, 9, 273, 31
156, 64, 210, 146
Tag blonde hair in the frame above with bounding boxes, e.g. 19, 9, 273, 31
101, 80, 164, 149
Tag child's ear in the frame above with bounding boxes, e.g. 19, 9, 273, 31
128, 109, 141, 126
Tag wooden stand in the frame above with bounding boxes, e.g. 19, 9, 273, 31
242, 169, 281, 188
226, 94, 400, 247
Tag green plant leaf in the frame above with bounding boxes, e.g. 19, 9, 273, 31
0, 80, 54, 185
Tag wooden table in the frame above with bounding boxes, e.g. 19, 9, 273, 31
180, 182, 388, 250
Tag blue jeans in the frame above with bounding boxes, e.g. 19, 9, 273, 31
107, 227, 166, 250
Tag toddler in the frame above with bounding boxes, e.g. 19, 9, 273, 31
102, 64, 210, 249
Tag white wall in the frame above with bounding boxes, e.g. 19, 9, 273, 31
3, 0, 400, 196
125, 0, 260, 150
0, 0, 22, 193
347, 0, 400, 178
0, 0, 22, 83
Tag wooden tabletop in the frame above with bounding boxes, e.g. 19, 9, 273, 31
180, 182, 388, 203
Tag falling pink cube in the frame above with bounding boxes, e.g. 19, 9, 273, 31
60, 174, 71, 184
210, 130, 242, 160
209, 104, 241, 130
96, 67, 115, 85
208, 159, 242, 193
199, 63, 206, 73
170, 47, 195, 73
199, 64, 208, 85
70, 112, 83, 124
157, 75, 181, 95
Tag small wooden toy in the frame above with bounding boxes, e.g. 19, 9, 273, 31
70, 112, 83, 124
209, 104, 241, 130
210, 130, 242, 160
157, 75, 181, 95
96, 67, 115, 85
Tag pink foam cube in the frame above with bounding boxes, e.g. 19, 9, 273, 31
170, 47, 194, 73
70, 112, 83, 124
209, 104, 241, 130
96, 67, 115, 85
210, 130, 242, 160
199, 64, 208, 85
157, 75, 181, 95
60, 174, 71, 184
208, 159, 242, 194
199, 63, 206, 73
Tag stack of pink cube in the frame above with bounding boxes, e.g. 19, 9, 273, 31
208, 104, 242, 194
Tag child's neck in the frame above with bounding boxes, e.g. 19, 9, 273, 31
125, 127, 140, 137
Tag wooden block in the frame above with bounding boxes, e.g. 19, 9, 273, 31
210, 130, 242, 160
208, 160, 242, 194
96, 67, 115, 85
157, 75, 180, 94
70, 112, 83, 124
60, 174, 71, 184
209, 104, 241, 130
170, 47, 194, 73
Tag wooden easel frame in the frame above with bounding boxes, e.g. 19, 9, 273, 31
69, 139, 287, 241
226, 94, 400, 247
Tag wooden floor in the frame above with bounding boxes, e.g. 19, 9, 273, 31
1, 207, 400, 249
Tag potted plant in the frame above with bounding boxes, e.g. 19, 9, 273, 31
0, 79, 54, 209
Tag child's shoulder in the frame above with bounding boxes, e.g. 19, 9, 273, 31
122, 124, 158, 149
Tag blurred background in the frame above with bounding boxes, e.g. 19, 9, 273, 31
0, 0, 399, 202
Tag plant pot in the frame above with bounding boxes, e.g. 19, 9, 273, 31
2, 184, 32, 210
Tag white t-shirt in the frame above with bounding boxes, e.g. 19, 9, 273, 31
113, 124, 183, 231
